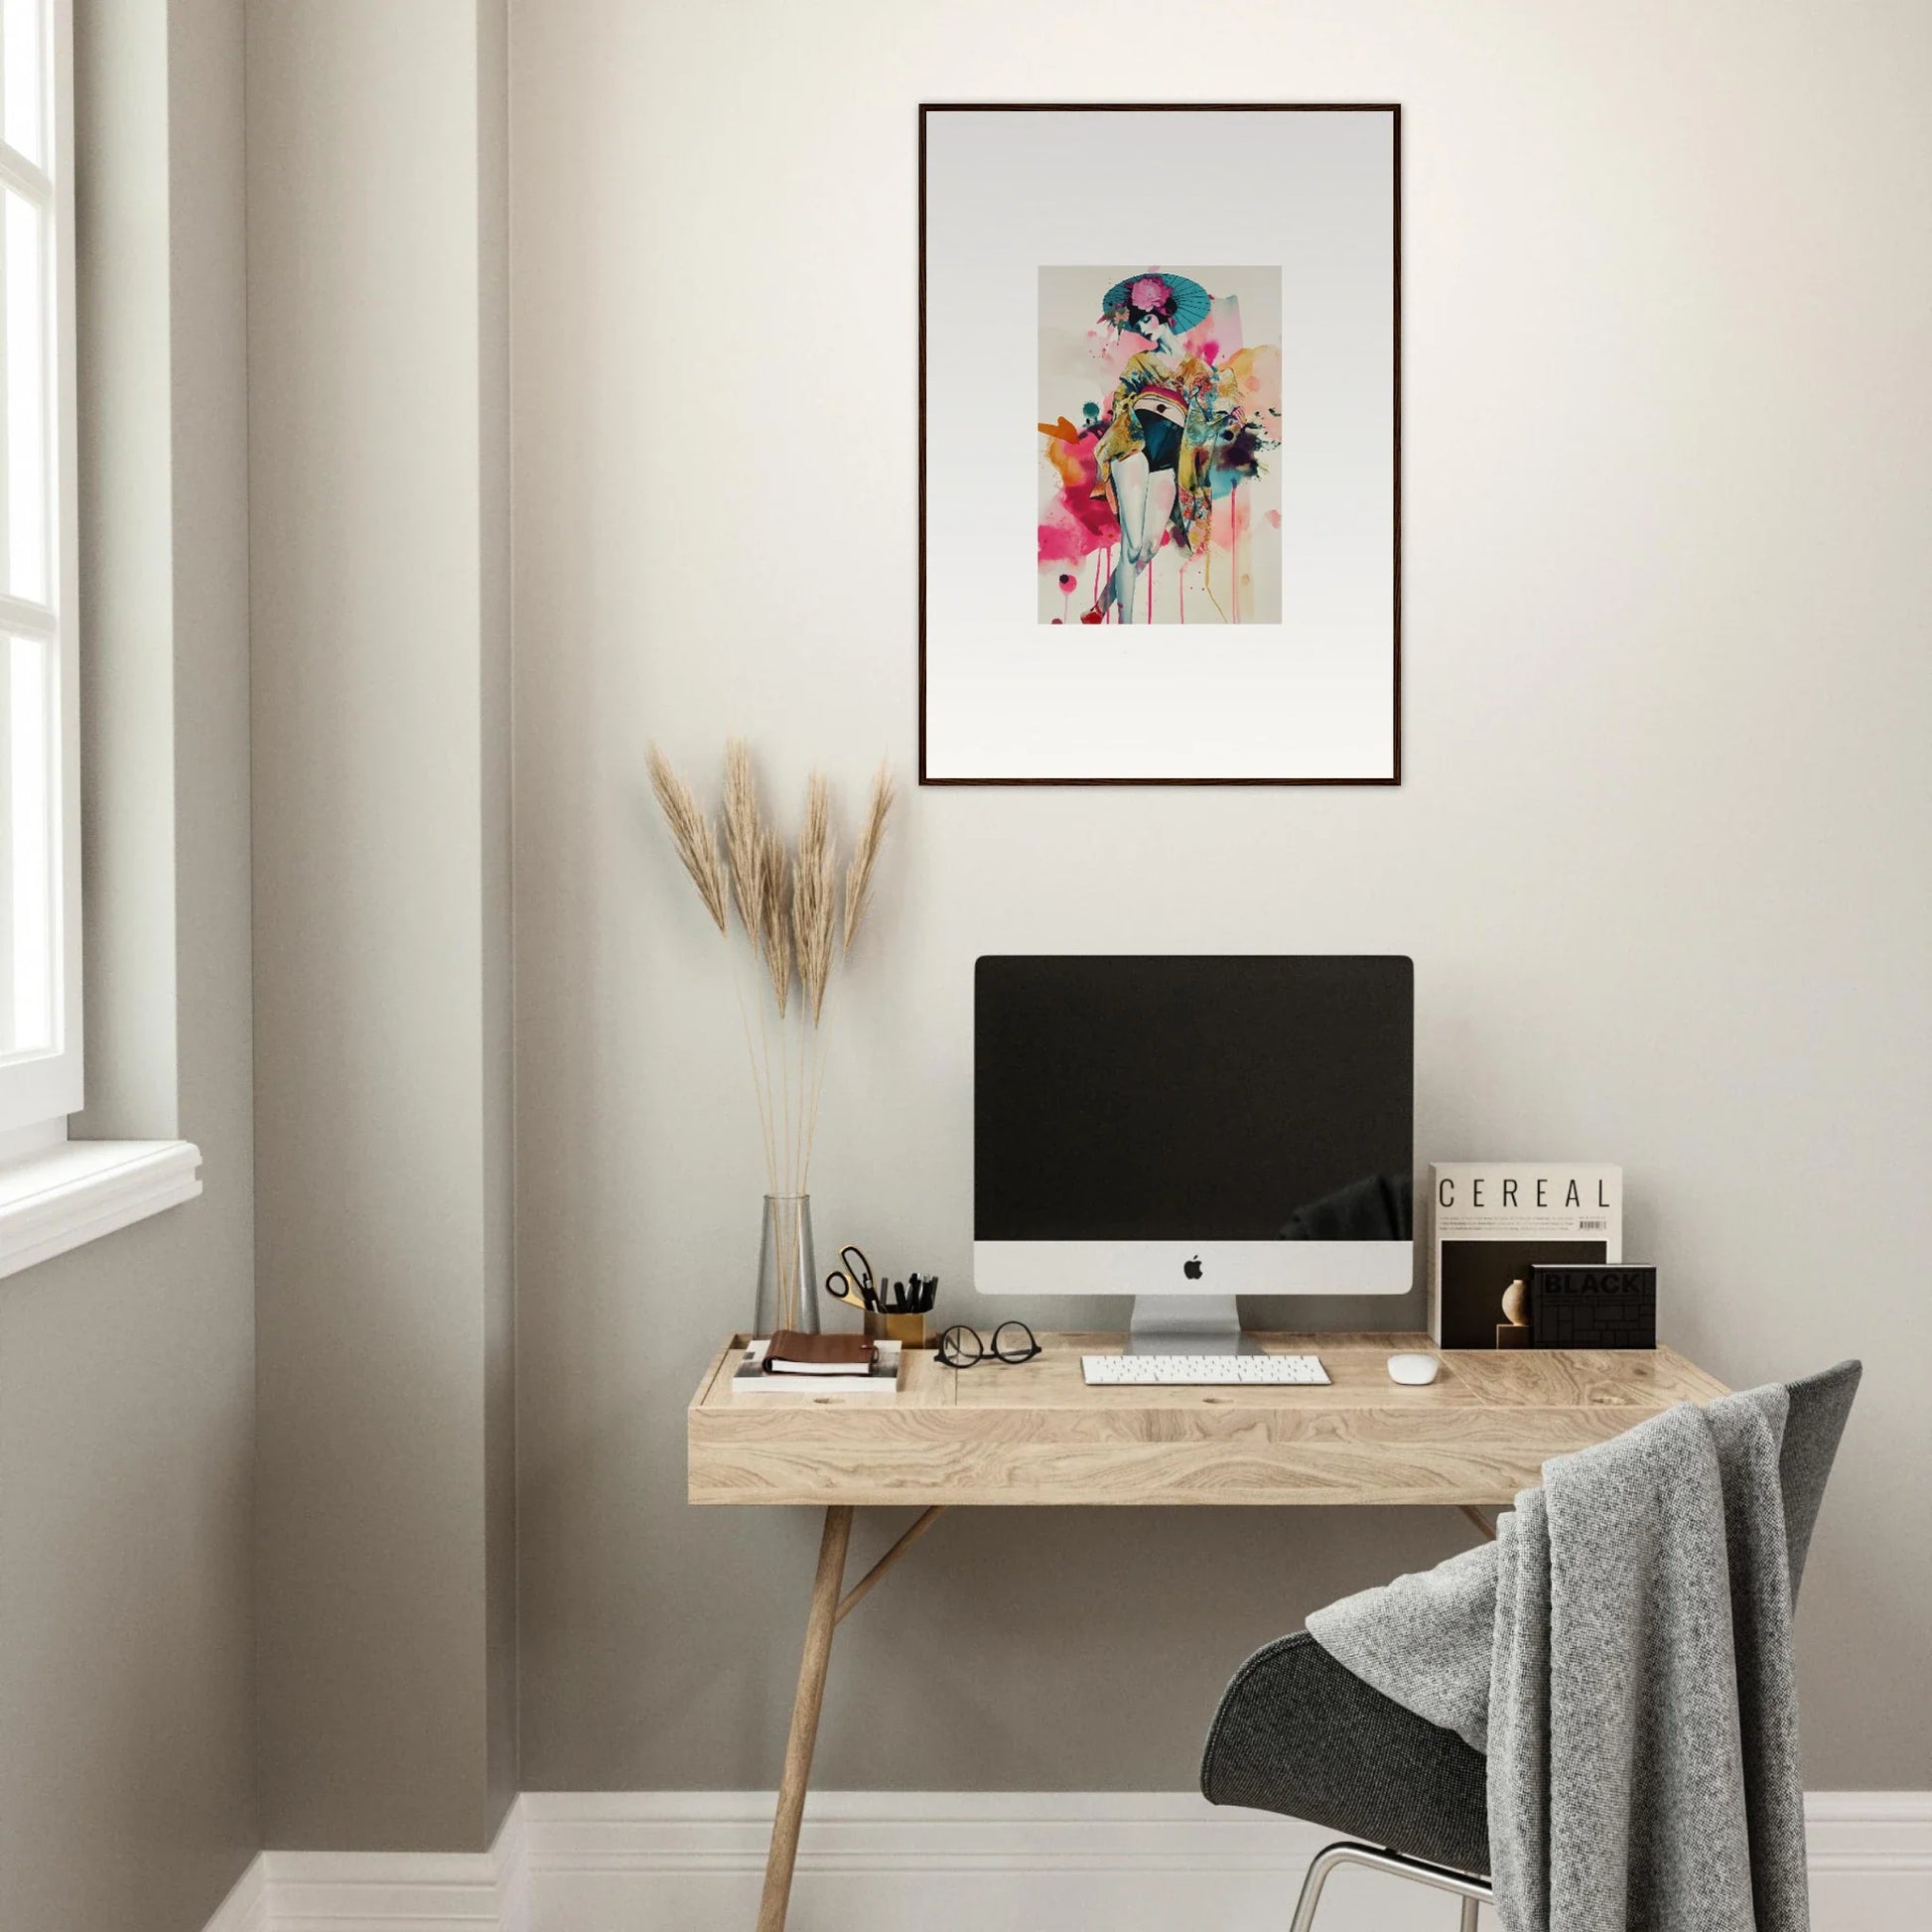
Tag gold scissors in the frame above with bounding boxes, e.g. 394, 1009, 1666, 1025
823, 1245, 878, 1312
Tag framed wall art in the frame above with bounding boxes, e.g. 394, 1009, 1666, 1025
918, 104, 1401, 785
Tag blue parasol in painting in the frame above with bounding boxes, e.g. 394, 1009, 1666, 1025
1098, 270, 1213, 336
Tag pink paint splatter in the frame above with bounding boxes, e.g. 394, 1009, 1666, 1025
1037, 428, 1114, 570
1230, 489, 1239, 624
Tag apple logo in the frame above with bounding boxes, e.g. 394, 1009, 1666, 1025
1183, 1255, 1203, 1280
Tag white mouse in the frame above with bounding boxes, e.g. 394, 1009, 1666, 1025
1387, 1352, 1442, 1386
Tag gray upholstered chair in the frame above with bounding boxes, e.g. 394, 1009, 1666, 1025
1200, 1361, 1861, 1930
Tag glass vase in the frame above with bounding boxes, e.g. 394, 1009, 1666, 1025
754, 1193, 818, 1338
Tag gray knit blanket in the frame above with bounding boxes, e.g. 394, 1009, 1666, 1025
1308, 1388, 1808, 1932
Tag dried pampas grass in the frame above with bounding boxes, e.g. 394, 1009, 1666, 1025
646, 747, 727, 935
759, 826, 792, 1019
722, 739, 766, 939
646, 741, 895, 1196
843, 761, 895, 953
793, 774, 837, 1024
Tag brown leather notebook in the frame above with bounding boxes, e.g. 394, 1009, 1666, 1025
764, 1330, 877, 1375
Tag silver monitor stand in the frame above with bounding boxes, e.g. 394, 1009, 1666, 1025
1125, 1294, 1259, 1356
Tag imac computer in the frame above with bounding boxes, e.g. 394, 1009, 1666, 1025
974, 955, 1414, 1355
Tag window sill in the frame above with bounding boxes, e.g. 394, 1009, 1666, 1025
0, 1139, 204, 1282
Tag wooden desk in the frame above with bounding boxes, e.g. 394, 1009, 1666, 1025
688, 1331, 1726, 1931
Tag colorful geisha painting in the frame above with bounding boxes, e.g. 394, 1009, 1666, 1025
1037, 266, 1283, 625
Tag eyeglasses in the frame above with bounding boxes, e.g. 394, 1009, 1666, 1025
936, 1321, 1040, 1368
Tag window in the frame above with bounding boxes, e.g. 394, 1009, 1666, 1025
0, 0, 75, 1142
0, 0, 199, 1276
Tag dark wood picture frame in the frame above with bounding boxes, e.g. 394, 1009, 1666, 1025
917, 102, 1402, 787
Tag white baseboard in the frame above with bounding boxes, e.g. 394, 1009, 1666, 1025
202, 1804, 526, 1932
202, 1790, 1932, 1932
1804, 1792, 1932, 1932
202, 1855, 267, 1932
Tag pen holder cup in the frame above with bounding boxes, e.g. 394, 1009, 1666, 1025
866, 1310, 927, 1349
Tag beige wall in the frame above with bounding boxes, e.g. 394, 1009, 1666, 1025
511, 0, 1932, 1793
249, 0, 516, 1854
0, 4, 259, 1930
478, 0, 519, 1835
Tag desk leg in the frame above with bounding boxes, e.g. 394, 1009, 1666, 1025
758, 1504, 853, 1932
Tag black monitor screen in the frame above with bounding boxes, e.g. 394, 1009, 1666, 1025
974, 956, 1413, 1241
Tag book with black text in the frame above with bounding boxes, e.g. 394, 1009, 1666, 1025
1429, 1164, 1622, 1348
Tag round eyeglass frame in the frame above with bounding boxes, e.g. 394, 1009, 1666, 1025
935, 1320, 1041, 1368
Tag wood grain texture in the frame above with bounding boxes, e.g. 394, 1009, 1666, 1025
835, 1505, 945, 1624
689, 1333, 1729, 1508
757, 1505, 851, 1932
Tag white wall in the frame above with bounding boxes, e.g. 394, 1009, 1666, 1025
510, 0, 1932, 1793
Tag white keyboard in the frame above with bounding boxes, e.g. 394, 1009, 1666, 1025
1081, 1352, 1329, 1387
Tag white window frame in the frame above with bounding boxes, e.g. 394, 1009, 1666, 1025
0, 0, 79, 1143
0, 1, 200, 1278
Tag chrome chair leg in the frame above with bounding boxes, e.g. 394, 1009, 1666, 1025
1286, 1844, 1350, 1932
1289, 1841, 1493, 1932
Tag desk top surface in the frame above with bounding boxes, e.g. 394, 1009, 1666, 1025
688, 1332, 1727, 1508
